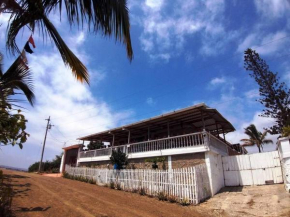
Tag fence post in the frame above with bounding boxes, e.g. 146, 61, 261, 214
193, 166, 198, 204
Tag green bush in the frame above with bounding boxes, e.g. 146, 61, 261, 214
110, 182, 115, 189
180, 198, 190, 206
139, 188, 146, 196
168, 195, 178, 203
157, 191, 167, 201
116, 183, 121, 190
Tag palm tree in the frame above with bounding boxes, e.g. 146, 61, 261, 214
1, 0, 133, 84
0, 53, 34, 149
240, 124, 273, 153
0, 53, 34, 109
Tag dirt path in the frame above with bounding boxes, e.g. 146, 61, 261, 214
4, 169, 290, 217
4, 169, 206, 217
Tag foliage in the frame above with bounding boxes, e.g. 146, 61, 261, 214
0, 110, 29, 149
63, 172, 96, 184
180, 198, 190, 206
168, 195, 178, 203
110, 181, 115, 189
1, 0, 133, 84
145, 157, 166, 170
116, 183, 121, 190
244, 49, 290, 135
241, 124, 273, 153
110, 149, 128, 169
28, 153, 62, 172
87, 140, 105, 150
0, 170, 13, 217
157, 191, 167, 201
139, 187, 146, 196
282, 126, 290, 137
0, 53, 34, 149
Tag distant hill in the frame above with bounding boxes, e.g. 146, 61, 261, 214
0, 165, 28, 172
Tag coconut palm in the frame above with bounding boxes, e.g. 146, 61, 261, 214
0, 53, 34, 149
0, 53, 34, 109
240, 124, 273, 153
1, 0, 133, 84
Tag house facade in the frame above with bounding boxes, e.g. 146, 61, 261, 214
61, 103, 246, 172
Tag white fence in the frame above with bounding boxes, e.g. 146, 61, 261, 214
65, 164, 211, 204
222, 151, 283, 186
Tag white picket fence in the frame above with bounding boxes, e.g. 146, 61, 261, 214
65, 164, 211, 204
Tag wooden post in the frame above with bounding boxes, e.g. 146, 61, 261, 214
148, 126, 150, 141
128, 130, 131, 144
215, 122, 219, 137
167, 121, 170, 138
201, 110, 205, 130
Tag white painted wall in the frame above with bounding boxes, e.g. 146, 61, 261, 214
205, 151, 224, 195
278, 137, 290, 192
222, 151, 283, 186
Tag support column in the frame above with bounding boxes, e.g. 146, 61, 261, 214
167, 121, 170, 138
168, 156, 172, 170
148, 126, 150, 141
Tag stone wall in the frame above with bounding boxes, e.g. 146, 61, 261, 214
79, 153, 205, 169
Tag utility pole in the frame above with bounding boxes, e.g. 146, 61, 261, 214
38, 116, 52, 173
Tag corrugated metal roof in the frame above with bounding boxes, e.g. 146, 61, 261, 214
78, 103, 235, 141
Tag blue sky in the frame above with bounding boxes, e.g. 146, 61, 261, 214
1, 0, 290, 169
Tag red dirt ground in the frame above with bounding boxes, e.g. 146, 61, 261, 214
4, 169, 208, 217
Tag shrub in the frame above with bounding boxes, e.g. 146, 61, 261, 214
132, 189, 138, 193
168, 195, 178, 203
116, 183, 122, 190
157, 192, 167, 201
139, 188, 146, 196
180, 198, 190, 206
110, 182, 115, 189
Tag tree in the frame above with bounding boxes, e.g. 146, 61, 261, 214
241, 124, 273, 153
110, 149, 128, 169
28, 153, 63, 172
87, 140, 104, 150
244, 49, 290, 135
1, 0, 133, 84
282, 126, 290, 137
0, 53, 34, 149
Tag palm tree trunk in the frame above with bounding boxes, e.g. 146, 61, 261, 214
257, 145, 261, 153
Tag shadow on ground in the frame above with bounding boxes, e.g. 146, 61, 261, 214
17, 207, 51, 212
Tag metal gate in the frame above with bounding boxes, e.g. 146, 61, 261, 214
222, 151, 283, 186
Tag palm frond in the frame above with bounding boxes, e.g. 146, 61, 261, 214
262, 139, 273, 144
41, 15, 89, 83
0, 53, 3, 76
42, 0, 133, 60
1, 55, 35, 105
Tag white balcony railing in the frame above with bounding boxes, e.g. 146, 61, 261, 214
79, 132, 208, 159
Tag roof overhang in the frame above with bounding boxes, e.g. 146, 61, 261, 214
62, 144, 83, 151
78, 103, 235, 141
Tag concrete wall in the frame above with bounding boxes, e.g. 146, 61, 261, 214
79, 153, 205, 170
278, 137, 290, 192
205, 151, 224, 196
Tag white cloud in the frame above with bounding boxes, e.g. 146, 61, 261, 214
136, 0, 234, 61
227, 112, 277, 153
146, 97, 156, 106
237, 31, 289, 55
254, 0, 290, 18
245, 89, 259, 99
145, 0, 164, 11
210, 77, 226, 85
0, 28, 134, 168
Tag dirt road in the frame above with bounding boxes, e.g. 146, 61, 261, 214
4, 169, 290, 217
5, 169, 205, 217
